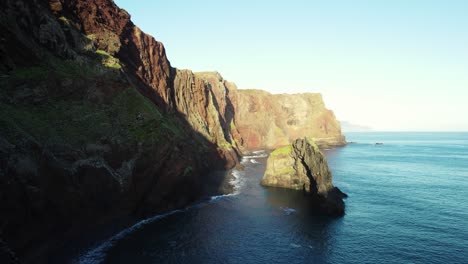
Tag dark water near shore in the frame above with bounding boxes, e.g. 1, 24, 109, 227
76, 132, 468, 264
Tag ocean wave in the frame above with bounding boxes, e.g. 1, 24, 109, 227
77, 155, 249, 264
230, 169, 245, 194
209, 194, 233, 201
242, 150, 268, 159
74, 209, 184, 264
76, 169, 245, 264
280, 207, 297, 215
242, 154, 268, 159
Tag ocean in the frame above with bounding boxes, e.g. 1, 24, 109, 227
75, 132, 468, 264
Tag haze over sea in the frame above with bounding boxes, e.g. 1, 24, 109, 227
75, 132, 468, 264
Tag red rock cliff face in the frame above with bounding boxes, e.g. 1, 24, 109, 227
50, 0, 242, 163
49, 0, 174, 106
232, 89, 346, 149
172, 70, 241, 168
0, 0, 241, 262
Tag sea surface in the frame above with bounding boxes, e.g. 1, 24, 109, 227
75, 132, 468, 264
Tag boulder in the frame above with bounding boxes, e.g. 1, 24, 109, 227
261, 138, 347, 216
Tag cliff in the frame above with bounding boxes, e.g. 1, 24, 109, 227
233, 89, 346, 149
0, 0, 240, 262
0, 0, 345, 262
261, 138, 347, 216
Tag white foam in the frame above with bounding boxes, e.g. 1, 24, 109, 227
74, 209, 183, 264
242, 149, 268, 159
242, 154, 268, 159
229, 169, 245, 194
281, 207, 297, 215
250, 159, 259, 164
75, 167, 246, 264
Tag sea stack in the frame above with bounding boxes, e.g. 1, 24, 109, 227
261, 138, 347, 216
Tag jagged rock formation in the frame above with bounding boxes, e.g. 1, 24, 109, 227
232, 89, 346, 149
261, 138, 347, 216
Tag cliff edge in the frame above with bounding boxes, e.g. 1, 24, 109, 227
261, 138, 347, 216
233, 89, 346, 150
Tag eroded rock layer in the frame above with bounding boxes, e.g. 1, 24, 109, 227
233, 90, 346, 149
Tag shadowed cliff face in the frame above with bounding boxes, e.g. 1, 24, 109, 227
50, 0, 242, 164
261, 138, 347, 216
0, 0, 240, 262
233, 89, 346, 150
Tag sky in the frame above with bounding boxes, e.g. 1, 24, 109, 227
114, 0, 468, 131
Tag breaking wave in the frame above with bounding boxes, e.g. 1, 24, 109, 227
75, 167, 246, 264
74, 209, 184, 264
242, 149, 268, 159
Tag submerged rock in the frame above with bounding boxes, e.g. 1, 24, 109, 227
261, 138, 347, 216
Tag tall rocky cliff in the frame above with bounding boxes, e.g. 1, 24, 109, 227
0, 0, 240, 262
192, 75, 347, 150
233, 89, 346, 150
0, 0, 345, 262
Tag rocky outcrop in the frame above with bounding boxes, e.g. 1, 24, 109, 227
261, 138, 347, 216
233, 89, 346, 149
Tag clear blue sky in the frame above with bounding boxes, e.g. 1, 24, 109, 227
114, 0, 468, 131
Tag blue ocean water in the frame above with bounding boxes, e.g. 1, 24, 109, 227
76, 132, 468, 264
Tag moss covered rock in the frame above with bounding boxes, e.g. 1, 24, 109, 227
261, 138, 347, 216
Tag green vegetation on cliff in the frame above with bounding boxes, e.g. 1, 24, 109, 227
270, 145, 293, 157
96, 49, 122, 69
0, 86, 184, 146
1, 56, 182, 147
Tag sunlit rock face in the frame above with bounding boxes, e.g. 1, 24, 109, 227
261, 138, 347, 216
232, 89, 346, 150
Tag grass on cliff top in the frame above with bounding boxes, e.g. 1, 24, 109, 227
305, 137, 320, 152
0, 86, 184, 146
269, 137, 320, 158
7, 49, 121, 82
96, 49, 122, 69
9, 60, 101, 82
270, 145, 293, 157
